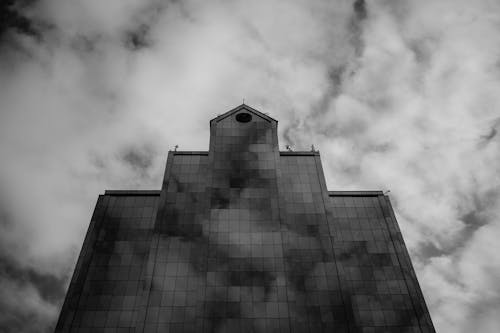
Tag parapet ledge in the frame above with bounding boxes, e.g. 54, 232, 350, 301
168, 151, 319, 156
170, 151, 209, 155
104, 190, 161, 196
328, 190, 384, 197
279, 151, 320, 156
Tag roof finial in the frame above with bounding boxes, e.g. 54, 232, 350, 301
242, 98, 245, 105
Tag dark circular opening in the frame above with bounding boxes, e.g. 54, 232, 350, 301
236, 112, 252, 123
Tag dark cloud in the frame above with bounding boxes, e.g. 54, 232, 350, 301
0, 310, 54, 333
479, 118, 500, 144
309, 66, 345, 117
124, 23, 151, 51
349, 0, 367, 56
288, 1, 369, 129
460, 209, 489, 236
366, 142, 394, 153
120, 144, 156, 172
463, 296, 500, 332
480, 127, 497, 141
0, 255, 67, 304
0, 0, 38, 39
327, 66, 344, 91
418, 204, 492, 264
353, 0, 367, 21
418, 241, 445, 262
122, 0, 179, 51
0, 253, 66, 332
89, 151, 106, 170
70, 34, 101, 54
0, 206, 13, 229
408, 37, 436, 66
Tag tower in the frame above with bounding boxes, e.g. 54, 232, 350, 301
56, 105, 434, 332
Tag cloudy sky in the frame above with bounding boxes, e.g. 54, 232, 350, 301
1, 0, 500, 331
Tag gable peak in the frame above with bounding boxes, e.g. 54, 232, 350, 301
210, 104, 277, 124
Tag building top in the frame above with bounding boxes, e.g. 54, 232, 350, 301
102, 105, 386, 196
210, 104, 277, 124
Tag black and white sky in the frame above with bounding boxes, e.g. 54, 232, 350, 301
1, 0, 500, 332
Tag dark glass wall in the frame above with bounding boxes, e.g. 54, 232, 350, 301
277, 153, 348, 331
56, 193, 159, 331
57, 105, 434, 332
141, 152, 210, 332
326, 194, 434, 332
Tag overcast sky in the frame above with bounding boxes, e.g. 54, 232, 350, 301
1, 0, 499, 332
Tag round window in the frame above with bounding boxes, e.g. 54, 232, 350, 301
236, 112, 252, 123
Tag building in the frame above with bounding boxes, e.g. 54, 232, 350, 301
56, 105, 435, 332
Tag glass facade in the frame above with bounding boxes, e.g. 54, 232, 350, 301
56, 105, 434, 332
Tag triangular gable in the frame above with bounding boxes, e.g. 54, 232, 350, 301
210, 104, 277, 124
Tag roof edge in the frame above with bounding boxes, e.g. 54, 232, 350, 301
104, 190, 161, 196
210, 104, 277, 124
328, 191, 384, 197
280, 151, 319, 156
171, 151, 209, 155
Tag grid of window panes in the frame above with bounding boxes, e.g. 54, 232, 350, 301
380, 196, 434, 332
142, 153, 209, 332
56, 195, 107, 332
278, 155, 349, 331
327, 194, 434, 332
200, 114, 290, 332
57, 194, 159, 331
159, 154, 209, 236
